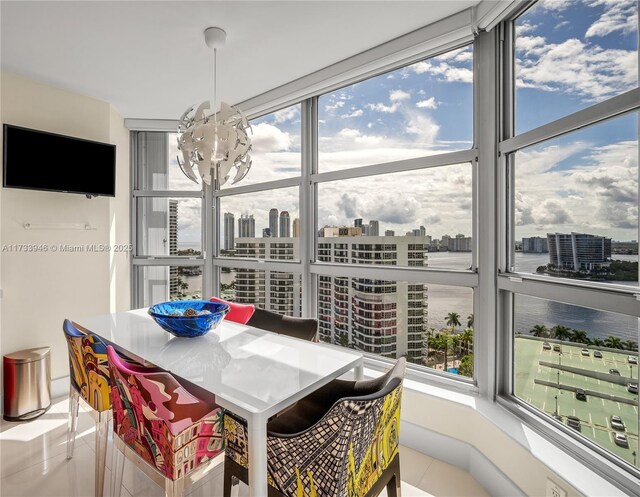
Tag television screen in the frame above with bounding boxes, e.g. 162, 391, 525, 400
2, 124, 116, 197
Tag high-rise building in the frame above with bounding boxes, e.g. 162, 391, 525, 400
262, 228, 272, 238
547, 232, 612, 271
223, 212, 235, 250
385, 230, 395, 236
448, 234, 472, 252
354, 218, 363, 228
369, 220, 379, 236
169, 200, 179, 297
292, 218, 300, 238
317, 233, 428, 362
233, 236, 302, 316
419, 225, 426, 237
522, 236, 548, 253
269, 208, 279, 238
279, 211, 290, 237
238, 214, 255, 238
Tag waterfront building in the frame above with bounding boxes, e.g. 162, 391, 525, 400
547, 232, 612, 271
223, 212, 235, 250
317, 233, 428, 362
522, 236, 548, 253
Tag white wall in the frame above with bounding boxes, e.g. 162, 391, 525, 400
0, 72, 130, 384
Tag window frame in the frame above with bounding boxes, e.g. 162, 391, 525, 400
497, 2, 640, 488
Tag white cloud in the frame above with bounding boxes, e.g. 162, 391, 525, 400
341, 109, 364, 119
411, 61, 473, 83
324, 101, 345, 112
367, 89, 410, 113
390, 90, 411, 102
337, 128, 383, 145
515, 138, 638, 240
416, 97, 438, 109
405, 113, 440, 144
516, 37, 637, 101
250, 122, 291, 152
585, 0, 637, 38
541, 0, 573, 11
272, 106, 299, 124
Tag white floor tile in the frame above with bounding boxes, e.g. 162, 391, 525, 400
1, 395, 489, 497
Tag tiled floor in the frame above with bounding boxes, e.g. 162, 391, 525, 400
0, 397, 489, 497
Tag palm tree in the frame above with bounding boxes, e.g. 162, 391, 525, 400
467, 314, 474, 329
460, 327, 474, 355
530, 325, 548, 338
604, 336, 624, 349
429, 333, 447, 370
424, 328, 436, 366
570, 329, 589, 344
623, 340, 638, 352
552, 325, 572, 341
590, 337, 604, 347
446, 312, 461, 333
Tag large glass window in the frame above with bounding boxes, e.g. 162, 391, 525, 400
506, 0, 640, 478
512, 112, 639, 284
318, 278, 473, 374
219, 187, 300, 258
231, 104, 301, 186
319, 46, 473, 171
317, 164, 473, 270
134, 265, 203, 307
514, 295, 639, 467
136, 197, 202, 256
515, 0, 638, 133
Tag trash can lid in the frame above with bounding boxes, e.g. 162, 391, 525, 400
4, 347, 50, 364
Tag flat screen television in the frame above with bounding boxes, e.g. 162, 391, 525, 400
2, 124, 116, 197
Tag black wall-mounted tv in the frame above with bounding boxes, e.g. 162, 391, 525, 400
2, 124, 116, 197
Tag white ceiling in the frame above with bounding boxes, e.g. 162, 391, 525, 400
1, 1, 480, 119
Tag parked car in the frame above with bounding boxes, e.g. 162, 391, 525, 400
581, 348, 589, 357
628, 383, 638, 394
609, 368, 621, 375
575, 389, 587, 401
610, 415, 625, 431
566, 416, 581, 431
593, 351, 603, 358
553, 344, 561, 352
542, 342, 551, 350
629, 355, 638, 365
614, 433, 629, 448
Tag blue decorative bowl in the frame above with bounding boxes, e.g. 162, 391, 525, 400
148, 300, 230, 338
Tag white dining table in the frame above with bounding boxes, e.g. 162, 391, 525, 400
76, 308, 364, 497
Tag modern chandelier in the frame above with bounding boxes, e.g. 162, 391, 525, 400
177, 27, 252, 187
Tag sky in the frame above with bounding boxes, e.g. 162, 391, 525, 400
166, 0, 638, 251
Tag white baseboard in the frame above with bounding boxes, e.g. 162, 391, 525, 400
400, 420, 526, 497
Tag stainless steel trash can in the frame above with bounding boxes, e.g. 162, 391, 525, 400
3, 347, 51, 421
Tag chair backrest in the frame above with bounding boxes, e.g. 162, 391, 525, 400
247, 307, 318, 342
267, 358, 405, 497
106, 346, 225, 480
210, 296, 255, 324
62, 319, 111, 412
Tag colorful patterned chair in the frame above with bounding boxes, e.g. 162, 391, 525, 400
106, 345, 226, 497
63, 319, 112, 497
223, 357, 405, 497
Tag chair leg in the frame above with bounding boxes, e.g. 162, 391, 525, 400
386, 474, 400, 497
110, 441, 125, 497
164, 477, 185, 497
66, 386, 80, 460
95, 411, 109, 497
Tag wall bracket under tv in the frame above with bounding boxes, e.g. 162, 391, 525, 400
3, 124, 116, 197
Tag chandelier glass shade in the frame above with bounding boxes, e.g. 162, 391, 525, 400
177, 27, 252, 187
